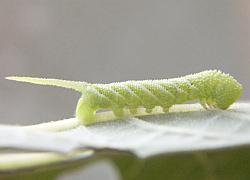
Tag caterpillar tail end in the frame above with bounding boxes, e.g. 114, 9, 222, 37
6, 76, 87, 92
76, 97, 96, 125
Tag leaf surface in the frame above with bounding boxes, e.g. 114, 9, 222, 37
1, 103, 250, 158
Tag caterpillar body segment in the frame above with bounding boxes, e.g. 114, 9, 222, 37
76, 70, 242, 124
6, 70, 243, 125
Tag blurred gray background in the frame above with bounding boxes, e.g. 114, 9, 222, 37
0, 1, 250, 179
1, 0, 249, 126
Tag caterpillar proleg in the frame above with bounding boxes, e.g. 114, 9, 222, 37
6, 70, 242, 125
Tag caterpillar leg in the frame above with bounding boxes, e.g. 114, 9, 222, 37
145, 107, 153, 113
200, 99, 209, 109
129, 108, 138, 115
162, 106, 170, 113
112, 108, 124, 118
206, 98, 216, 109
76, 97, 96, 125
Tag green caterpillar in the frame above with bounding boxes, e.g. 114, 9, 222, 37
6, 70, 242, 125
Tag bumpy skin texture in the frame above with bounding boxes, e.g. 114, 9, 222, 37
6, 70, 242, 125
76, 70, 242, 124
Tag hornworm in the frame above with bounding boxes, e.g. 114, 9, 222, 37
6, 70, 242, 125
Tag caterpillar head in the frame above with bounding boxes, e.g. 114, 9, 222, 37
213, 71, 242, 109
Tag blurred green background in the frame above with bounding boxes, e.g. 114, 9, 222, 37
0, 0, 249, 179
